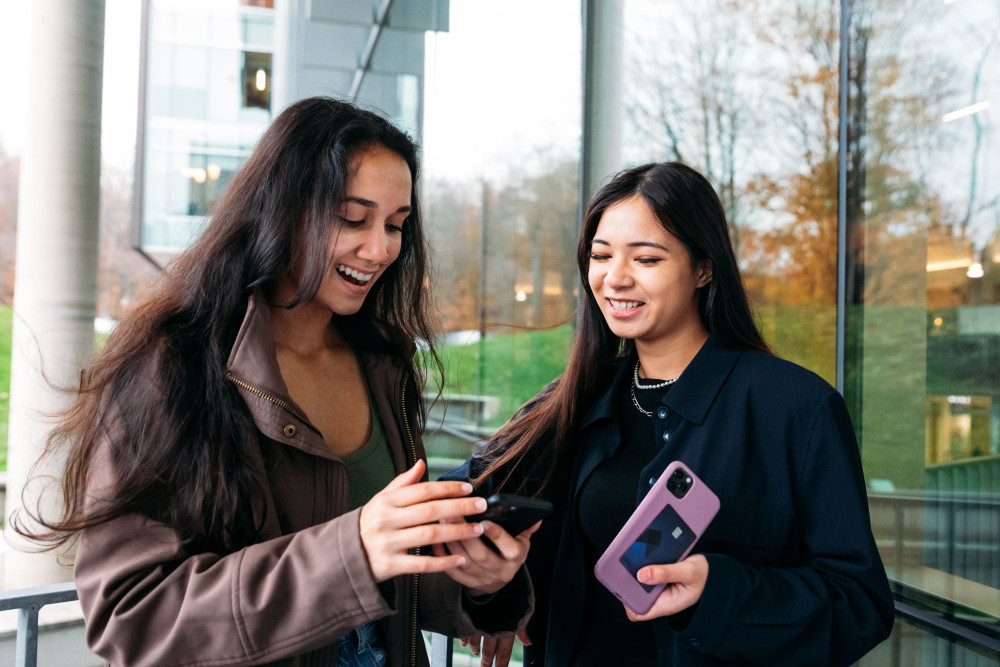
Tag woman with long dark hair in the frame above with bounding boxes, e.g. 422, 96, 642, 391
16, 97, 533, 666
450, 162, 893, 666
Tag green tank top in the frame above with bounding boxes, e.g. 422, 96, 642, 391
340, 393, 396, 510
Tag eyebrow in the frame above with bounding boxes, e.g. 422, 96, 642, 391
591, 238, 670, 252
343, 196, 412, 214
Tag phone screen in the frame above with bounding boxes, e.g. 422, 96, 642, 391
618, 504, 695, 592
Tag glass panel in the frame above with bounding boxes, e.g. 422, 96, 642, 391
140, 2, 274, 255
421, 0, 581, 467
860, 615, 998, 667
848, 0, 1000, 647
622, 0, 840, 383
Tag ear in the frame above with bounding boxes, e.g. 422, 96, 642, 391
695, 260, 713, 288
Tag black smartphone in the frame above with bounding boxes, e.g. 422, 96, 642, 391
467, 493, 553, 536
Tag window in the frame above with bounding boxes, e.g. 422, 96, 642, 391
420, 0, 582, 470
846, 0, 1000, 659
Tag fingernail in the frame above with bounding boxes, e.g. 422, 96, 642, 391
638, 569, 650, 583
474, 498, 487, 512
456, 556, 467, 566
474, 522, 485, 535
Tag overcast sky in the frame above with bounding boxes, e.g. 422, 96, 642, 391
0, 0, 142, 167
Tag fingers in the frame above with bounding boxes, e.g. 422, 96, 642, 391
463, 634, 481, 657
360, 473, 488, 582
637, 556, 704, 588
624, 555, 709, 621
381, 459, 426, 492
481, 636, 515, 667
480, 520, 540, 560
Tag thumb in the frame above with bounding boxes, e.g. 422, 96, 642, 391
383, 459, 426, 492
517, 520, 543, 539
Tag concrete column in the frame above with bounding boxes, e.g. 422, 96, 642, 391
272, 0, 301, 114
4, 0, 105, 588
580, 0, 624, 210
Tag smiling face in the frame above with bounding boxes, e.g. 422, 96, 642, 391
587, 196, 711, 348
311, 145, 412, 316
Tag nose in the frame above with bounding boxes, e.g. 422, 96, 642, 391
604, 257, 633, 289
357, 224, 389, 265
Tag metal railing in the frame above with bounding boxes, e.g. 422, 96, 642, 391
0, 581, 79, 667
0, 582, 463, 667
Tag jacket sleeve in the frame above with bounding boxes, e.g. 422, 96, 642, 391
75, 503, 397, 666
416, 568, 534, 639
667, 390, 895, 666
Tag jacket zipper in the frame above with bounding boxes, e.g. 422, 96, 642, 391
400, 370, 421, 667
230, 369, 419, 662
226, 374, 320, 433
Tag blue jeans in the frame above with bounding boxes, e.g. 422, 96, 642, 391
337, 622, 388, 667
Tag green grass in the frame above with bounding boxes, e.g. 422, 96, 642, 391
0, 306, 11, 470
431, 325, 574, 428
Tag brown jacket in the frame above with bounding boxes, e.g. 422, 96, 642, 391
74, 294, 532, 666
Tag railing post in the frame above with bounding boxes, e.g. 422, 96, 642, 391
430, 633, 454, 667
16, 606, 40, 667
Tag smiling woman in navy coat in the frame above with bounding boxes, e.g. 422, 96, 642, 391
446, 162, 894, 666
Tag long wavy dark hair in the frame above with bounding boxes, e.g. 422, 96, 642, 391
476, 162, 771, 494
15, 97, 440, 554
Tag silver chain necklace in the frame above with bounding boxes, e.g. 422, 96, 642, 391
631, 360, 679, 417
630, 381, 653, 417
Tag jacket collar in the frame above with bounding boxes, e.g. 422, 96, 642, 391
225, 290, 290, 403
579, 334, 741, 430
224, 291, 409, 461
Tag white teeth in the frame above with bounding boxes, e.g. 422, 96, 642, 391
609, 299, 642, 311
337, 264, 374, 282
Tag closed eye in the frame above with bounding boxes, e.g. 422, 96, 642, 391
637, 257, 662, 265
338, 215, 365, 227
590, 253, 611, 261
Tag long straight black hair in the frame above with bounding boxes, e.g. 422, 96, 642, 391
475, 162, 770, 493
17, 97, 440, 553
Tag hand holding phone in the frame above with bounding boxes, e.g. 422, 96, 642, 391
466, 493, 554, 537
594, 461, 719, 615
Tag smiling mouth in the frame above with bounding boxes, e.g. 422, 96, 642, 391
609, 298, 644, 311
336, 264, 375, 286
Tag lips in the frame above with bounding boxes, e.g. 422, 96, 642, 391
336, 264, 375, 286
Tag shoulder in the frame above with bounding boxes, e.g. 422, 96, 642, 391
722, 349, 845, 426
733, 349, 835, 397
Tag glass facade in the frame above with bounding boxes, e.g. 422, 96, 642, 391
420, 0, 582, 459
847, 0, 1000, 662
138, 0, 274, 254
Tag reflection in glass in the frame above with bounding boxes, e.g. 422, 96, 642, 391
421, 0, 581, 458
623, 0, 841, 383
847, 0, 1000, 657
139, 1, 274, 256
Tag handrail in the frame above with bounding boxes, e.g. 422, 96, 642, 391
0, 582, 461, 666
0, 581, 79, 667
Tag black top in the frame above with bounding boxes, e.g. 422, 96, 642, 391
574, 382, 671, 665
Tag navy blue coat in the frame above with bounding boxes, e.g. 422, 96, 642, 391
446, 335, 894, 666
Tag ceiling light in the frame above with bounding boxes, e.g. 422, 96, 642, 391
943, 101, 990, 123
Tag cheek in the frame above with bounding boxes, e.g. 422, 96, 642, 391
386, 237, 404, 264
587, 268, 603, 295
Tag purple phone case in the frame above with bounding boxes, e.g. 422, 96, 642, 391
594, 461, 720, 614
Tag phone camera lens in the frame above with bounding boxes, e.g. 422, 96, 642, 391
666, 468, 693, 499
